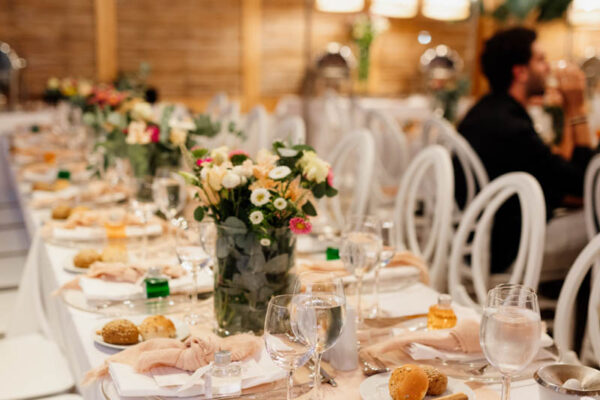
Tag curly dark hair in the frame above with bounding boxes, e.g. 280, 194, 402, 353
481, 27, 537, 94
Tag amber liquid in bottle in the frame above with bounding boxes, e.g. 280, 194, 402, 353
427, 294, 457, 330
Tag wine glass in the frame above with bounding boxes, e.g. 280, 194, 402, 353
480, 284, 542, 400
153, 167, 187, 226
264, 295, 315, 400
130, 175, 156, 262
175, 219, 213, 325
339, 215, 382, 325
293, 274, 346, 400
373, 219, 396, 317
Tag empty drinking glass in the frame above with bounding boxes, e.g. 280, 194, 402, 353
480, 284, 542, 400
264, 295, 314, 400
153, 167, 187, 226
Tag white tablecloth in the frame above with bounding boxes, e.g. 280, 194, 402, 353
2, 115, 542, 400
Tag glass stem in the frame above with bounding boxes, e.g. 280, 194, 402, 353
313, 353, 323, 400
191, 266, 199, 306
357, 274, 364, 325
501, 374, 511, 400
374, 265, 381, 318
286, 369, 294, 400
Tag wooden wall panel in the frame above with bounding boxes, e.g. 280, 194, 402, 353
0, 0, 96, 97
116, 0, 242, 100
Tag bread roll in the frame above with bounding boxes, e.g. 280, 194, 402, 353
138, 315, 176, 341
73, 249, 102, 268
52, 204, 72, 220
388, 364, 429, 400
422, 365, 448, 395
101, 319, 139, 345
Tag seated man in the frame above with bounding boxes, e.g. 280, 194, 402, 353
457, 27, 595, 273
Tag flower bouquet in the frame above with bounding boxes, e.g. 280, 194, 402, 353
180, 142, 338, 335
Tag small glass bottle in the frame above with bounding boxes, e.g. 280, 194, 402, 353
326, 247, 340, 260
208, 350, 242, 397
427, 294, 457, 330
144, 266, 170, 298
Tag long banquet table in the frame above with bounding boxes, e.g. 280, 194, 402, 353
1, 118, 543, 400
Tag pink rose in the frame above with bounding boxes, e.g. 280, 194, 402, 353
147, 125, 160, 143
196, 157, 213, 167
229, 149, 250, 159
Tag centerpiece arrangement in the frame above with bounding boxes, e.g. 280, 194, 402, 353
180, 142, 338, 335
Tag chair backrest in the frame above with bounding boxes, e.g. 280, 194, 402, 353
206, 91, 229, 117
554, 233, 600, 360
422, 116, 489, 211
365, 109, 410, 188
243, 104, 270, 155
448, 172, 546, 308
392, 145, 454, 291
584, 155, 600, 240
272, 115, 306, 145
311, 90, 350, 154
321, 129, 375, 230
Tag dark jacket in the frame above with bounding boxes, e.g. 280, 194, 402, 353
456, 92, 594, 272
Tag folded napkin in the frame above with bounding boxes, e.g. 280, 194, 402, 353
50, 223, 163, 241
84, 334, 263, 385
359, 319, 481, 368
298, 251, 429, 284
31, 186, 81, 208
108, 348, 286, 398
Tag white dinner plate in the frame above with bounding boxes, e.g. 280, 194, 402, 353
93, 316, 190, 350
63, 257, 91, 274
360, 372, 476, 400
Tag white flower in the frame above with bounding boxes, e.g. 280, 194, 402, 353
260, 238, 271, 246
250, 211, 264, 225
297, 151, 330, 183
131, 101, 154, 121
222, 171, 242, 189
169, 127, 188, 146
77, 80, 93, 97
232, 163, 253, 178
268, 166, 292, 180
126, 121, 150, 145
250, 188, 271, 206
256, 149, 278, 165
278, 148, 298, 157
273, 197, 287, 210
207, 167, 227, 191
168, 117, 196, 131
200, 168, 208, 181
210, 146, 229, 166
47, 77, 60, 89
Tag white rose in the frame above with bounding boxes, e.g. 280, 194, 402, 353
47, 77, 60, 89
268, 166, 292, 180
131, 101, 154, 121
210, 146, 229, 166
207, 167, 226, 191
126, 121, 150, 145
260, 238, 271, 246
250, 211, 264, 225
250, 188, 270, 206
222, 171, 242, 189
77, 80, 93, 97
297, 151, 330, 183
169, 127, 188, 146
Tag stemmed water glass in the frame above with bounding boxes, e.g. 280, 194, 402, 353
480, 283, 542, 400
264, 295, 315, 400
174, 219, 214, 325
339, 215, 382, 325
130, 175, 156, 262
293, 274, 346, 400
152, 167, 187, 226
373, 219, 396, 317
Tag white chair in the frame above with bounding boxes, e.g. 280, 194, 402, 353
365, 109, 410, 209
310, 90, 351, 154
584, 155, 600, 240
554, 233, 600, 363
205, 91, 229, 117
272, 115, 306, 145
321, 129, 375, 230
392, 145, 454, 291
0, 333, 75, 400
243, 104, 271, 155
449, 172, 546, 309
421, 116, 489, 212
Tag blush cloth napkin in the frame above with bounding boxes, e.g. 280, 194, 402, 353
359, 318, 482, 368
84, 333, 263, 385
298, 251, 429, 285
108, 349, 286, 398
49, 223, 163, 241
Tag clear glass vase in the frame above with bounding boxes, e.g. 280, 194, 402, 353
213, 223, 296, 336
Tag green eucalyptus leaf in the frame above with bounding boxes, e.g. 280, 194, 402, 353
325, 186, 338, 198
312, 182, 326, 198
178, 171, 199, 186
193, 206, 205, 221
222, 216, 248, 234
302, 201, 317, 217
